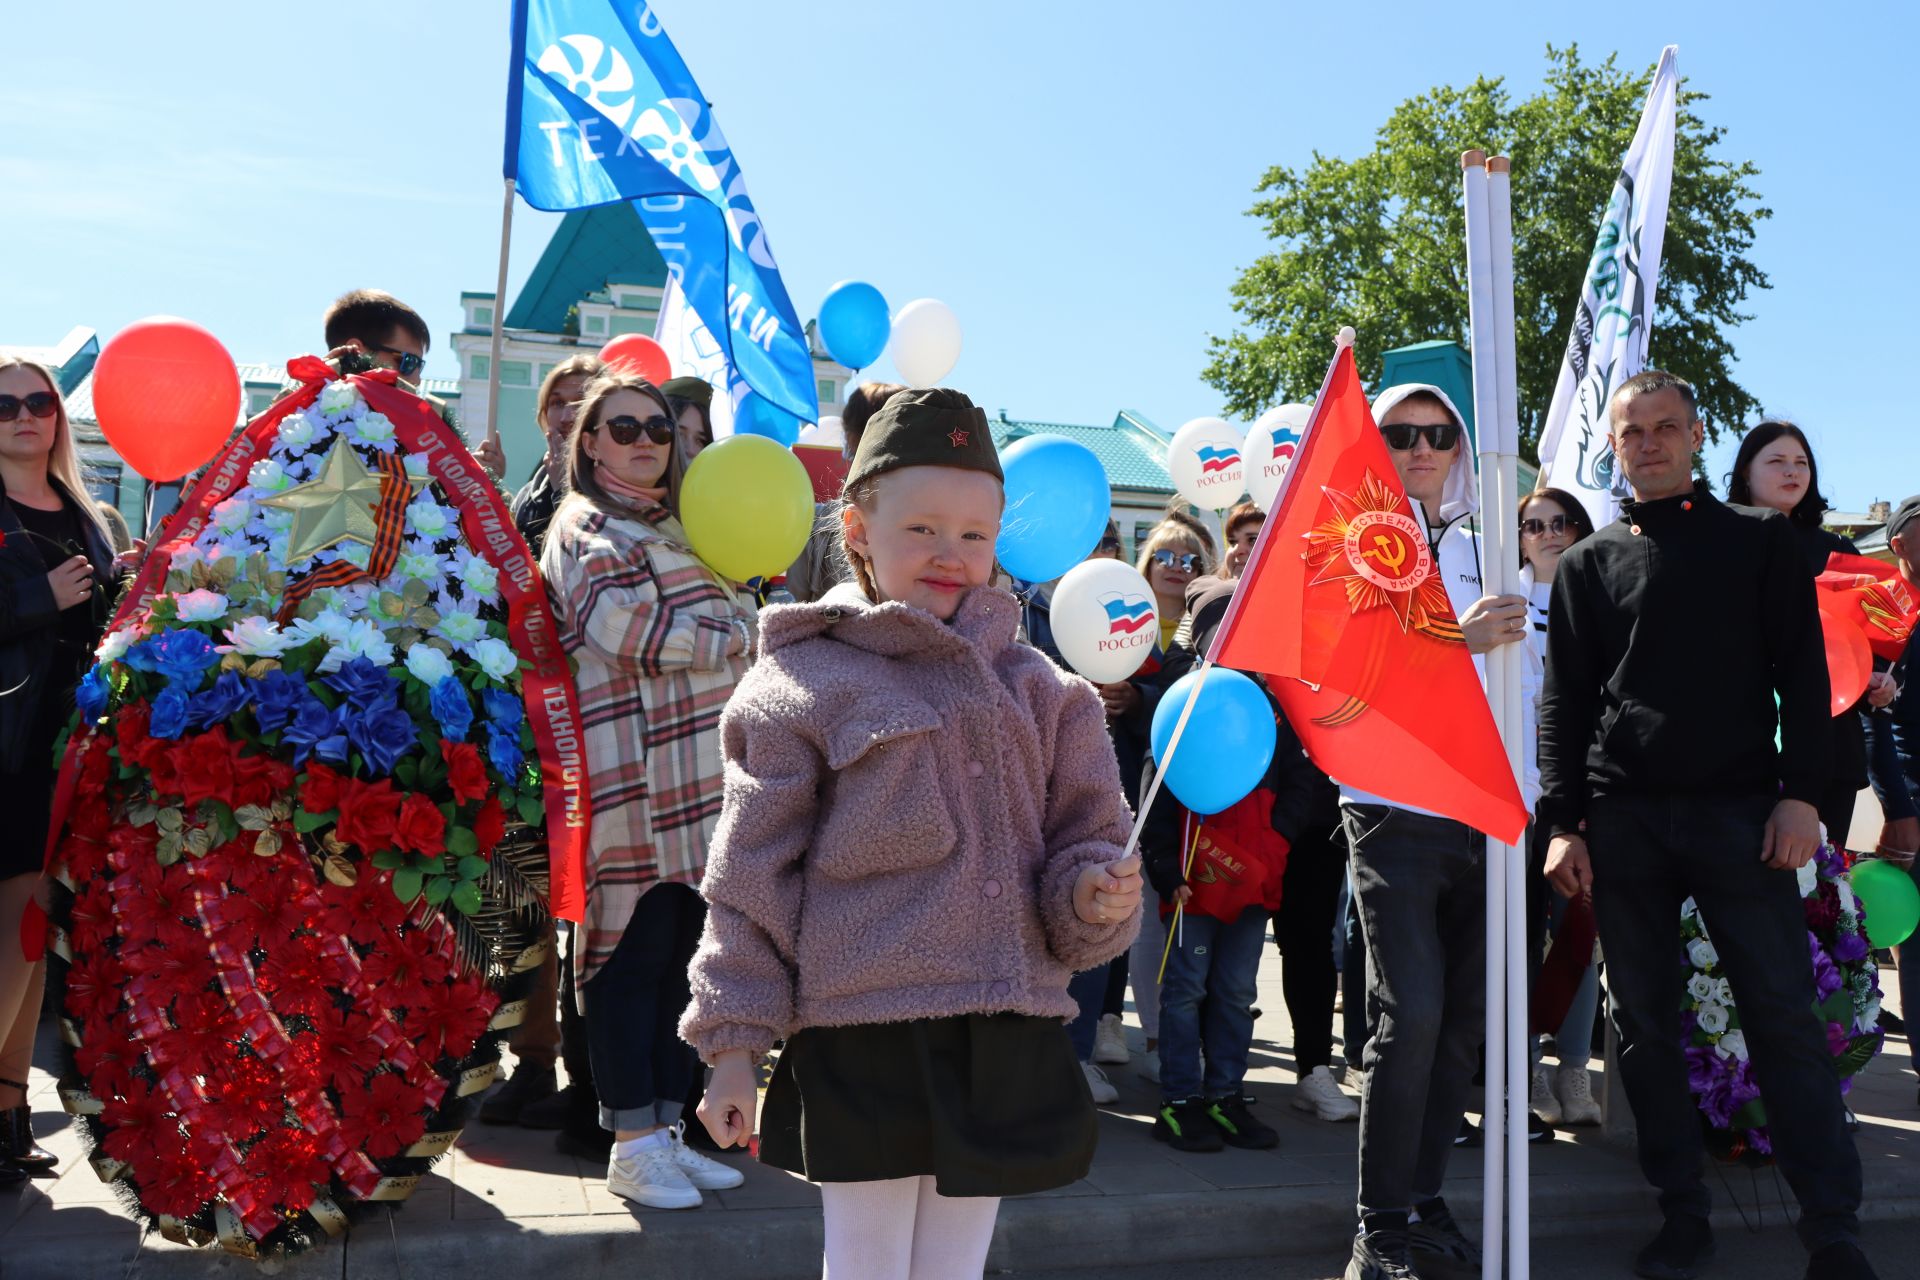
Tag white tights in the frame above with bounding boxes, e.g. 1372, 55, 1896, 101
819, 1176, 1000, 1280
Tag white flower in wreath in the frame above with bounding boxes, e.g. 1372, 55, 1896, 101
404, 645, 456, 686
1715, 1029, 1749, 1061
261, 505, 295, 533
407, 497, 452, 539
1686, 938, 1719, 970
277, 413, 319, 450
1861, 996, 1882, 1032
454, 550, 500, 602
1710, 976, 1733, 1008
434, 608, 488, 650
173, 589, 231, 623
317, 618, 396, 674
97, 626, 140, 664
1796, 860, 1819, 897
403, 453, 431, 484
469, 636, 519, 681
211, 497, 253, 536
1695, 1002, 1729, 1035
318, 381, 360, 417
249, 458, 292, 493
1686, 972, 1718, 1005
290, 609, 355, 648
335, 541, 373, 571
630, 101, 724, 194
395, 550, 441, 582
222, 616, 295, 657
351, 411, 398, 450
1836, 879, 1858, 917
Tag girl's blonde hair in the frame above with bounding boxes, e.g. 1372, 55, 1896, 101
0, 358, 111, 544
1135, 512, 1216, 578
561, 374, 688, 514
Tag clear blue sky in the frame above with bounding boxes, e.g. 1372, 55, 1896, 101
3, 1, 1908, 511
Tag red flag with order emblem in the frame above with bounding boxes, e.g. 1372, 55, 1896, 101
1818, 552, 1918, 664
1206, 344, 1527, 844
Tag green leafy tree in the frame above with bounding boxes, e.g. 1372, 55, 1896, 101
1204, 46, 1769, 461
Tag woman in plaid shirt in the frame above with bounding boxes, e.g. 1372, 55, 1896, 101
539, 373, 758, 1210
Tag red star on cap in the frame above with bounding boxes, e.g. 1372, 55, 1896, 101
948, 427, 970, 448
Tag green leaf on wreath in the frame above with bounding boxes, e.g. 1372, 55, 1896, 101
203, 801, 239, 845
446, 827, 479, 858
396, 758, 420, 787
1729, 1097, 1768, 1130
515, 792, 543, 825
156, 834, 182, 866
451, 880, 483, 915
371, 848, 406, 870
1836, 1035, 1881, 1079
293, 808, 336, 834
423, 876, 452, 906
1817, 990, 1851, 1027
457, 854, 489, 881
414, 853, 445, 873
499, 788, 517, 807
392, 866, 424, 903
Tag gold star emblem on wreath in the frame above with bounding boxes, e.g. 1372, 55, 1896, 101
1303, 469, 1456, 635
256, 437, 426, 568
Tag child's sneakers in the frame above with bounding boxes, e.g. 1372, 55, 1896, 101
1153, 1097, 1224, 1152
1092, 1013, 1131, 1065
669, 1122, 744, 1190
1205, 1094, 1280, 1149
1081, 1061, 1119, 1105
1293, 1065, 1360, 1122
607, 1134, 702, 1210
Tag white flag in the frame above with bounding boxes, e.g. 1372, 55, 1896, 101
1536, 45, 1678, 528
652, 273, 742, 439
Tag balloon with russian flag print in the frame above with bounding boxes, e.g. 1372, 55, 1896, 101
1168, 416, 1247, 509
1049, 558, 1159, 684
1243, 404, 1312, 511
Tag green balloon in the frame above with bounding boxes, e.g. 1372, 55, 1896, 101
1850, 859, 1920, 949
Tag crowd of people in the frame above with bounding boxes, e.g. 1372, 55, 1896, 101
0, 287, 1910, 1280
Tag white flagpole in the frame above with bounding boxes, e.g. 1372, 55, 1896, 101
1461, 148, 1505, 1280
483, 177, 516, 450
1487, 154, 1530, 1280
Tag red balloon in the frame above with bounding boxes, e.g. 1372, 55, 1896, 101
599, 334, 671, 384
1820, 601, 1873, 716
92, 317, 241, 482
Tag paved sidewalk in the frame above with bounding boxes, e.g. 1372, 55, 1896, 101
3, 944, 1916, 1278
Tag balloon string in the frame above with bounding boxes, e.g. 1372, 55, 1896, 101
1156, 817, 1205, 985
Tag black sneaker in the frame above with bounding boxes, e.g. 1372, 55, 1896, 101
478, 1063, 557, 1125
1530, 1111, 1556, 1143
1634, 1214, 1715, 1280
1205, 1094, 1280, 1149
518, 1081, 596, 1130
1346, 1219, 1426, 1280
1153, 1097, 1225, 1152
1453, 1117, 1481, 1147
1805, 1240, 1878, 1280
1409, 1196, 1481, 1269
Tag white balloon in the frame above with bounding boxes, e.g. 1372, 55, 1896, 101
889, 298, 963, 386
1166, 416, 1247, 510
1243, 404, 1313, 511
1050, 559, 1160, 685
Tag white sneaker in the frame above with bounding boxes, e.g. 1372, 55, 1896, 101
608, 1139, 703, 1209
1291, 1065, 1359, 1122
1137, 1052, 1161, 1085
1342, 1064, 1367, 1094
670, 1122, 746, 1190
1081, 1061, 1119, 1105
1530, 1064, 1564, 1125
1555, 1065, 1602, 1126
1093, 1013, 1131, 1065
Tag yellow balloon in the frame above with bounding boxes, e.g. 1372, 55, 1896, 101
680, 434, 816, 583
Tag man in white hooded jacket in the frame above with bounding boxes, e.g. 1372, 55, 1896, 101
1342, 383, 1537, 1280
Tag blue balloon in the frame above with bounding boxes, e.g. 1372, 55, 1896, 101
1149, 669, 1278, 815
817, 280, 891, 369
996, 435, 1111, 583
733, 392, 801, 448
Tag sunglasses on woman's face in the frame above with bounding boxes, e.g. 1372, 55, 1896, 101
1096, 537, 1123, 554
1379, 421, 1462, 452
368, 343, 428, 380
1152, 549, 1203, 573
1520, 515, 1573, 537
0, 392, 59, 422
595, 414, 676, 447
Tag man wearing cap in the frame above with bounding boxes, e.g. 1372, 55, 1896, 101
1540, 372, 1873, 1280
1340, 383, 1536, 1280
1865, 494, 1920, 1103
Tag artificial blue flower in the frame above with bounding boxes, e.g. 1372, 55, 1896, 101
313, 729, 352, 766
484, 721, 523, 780
480, 687, 522, 731
75, 666, 110, 725
344, 700, 418, 776
149, 685, 192, 740
430, 676, 474, 742
282, 696, 341, 766
250, 668, 310, 734
147, 629, 220, 688
324, 657, 401, 711
187, 670, 255, 732
120, 639, 161, 674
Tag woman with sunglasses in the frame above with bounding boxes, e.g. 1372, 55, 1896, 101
538, 374, 758, 1209
1516, 488, 1604, 1132
0, 360, 115, 1185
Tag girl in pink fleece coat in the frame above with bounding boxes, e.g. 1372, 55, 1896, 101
683, 387, 1143, 1278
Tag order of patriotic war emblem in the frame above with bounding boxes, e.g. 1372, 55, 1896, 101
1303, 470, 1459, 639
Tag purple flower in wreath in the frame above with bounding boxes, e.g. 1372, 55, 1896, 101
1685, 1044, 1722, 1097
1808, 934, 1844, 1002
1830, 929, 1869, 965
1826, 1020, 1850, 1057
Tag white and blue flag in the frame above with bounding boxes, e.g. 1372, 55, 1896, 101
506, 0, 818, 426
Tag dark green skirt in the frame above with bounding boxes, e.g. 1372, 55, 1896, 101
759, 1013, 1096, 1197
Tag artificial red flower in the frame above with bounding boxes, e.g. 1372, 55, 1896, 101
442, 739, 489, 805
204, 1054, 285, 1141
310, 1008, 389, 1094
335, 778, 401, 854
174, 727, 237, 808
246, 1127, 329, 1212
395, 793, 446, 857
111, 858, 201, 952
137, 1136, 221, 1219
258, 939, 335, 1018
358, 939, 450, 1005
300, 762, 346, 815
75, 1013, 141, 1102
58, 831, 109, 883
65, 947, 127, 1025
402, 974, 494, 1062
68, 879, 119, 954
101, 1078, 176, 1165
316, 872, 407, 947
120, 939, 217, 1001
229, 746, 294, 810
114, 702, 164, 772
151, 990, 240, 1079
106, 822, 159, 875
203, 883, 275, 956
472, 793, 507, 856
338, 1071, 429, 1160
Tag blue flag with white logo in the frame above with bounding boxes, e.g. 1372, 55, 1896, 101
505, 0, 818, 426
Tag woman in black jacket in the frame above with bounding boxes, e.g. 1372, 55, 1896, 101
1727, 421, 1889, 846
0, 360, 115, 1185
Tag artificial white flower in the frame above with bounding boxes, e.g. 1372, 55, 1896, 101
222, 616, 295, 657
1695, 1002, 1729, 1035
404, 645, 455, 685
316, 618, 395, 674
1685, 938, 1719, 970
434, 609, 488, 649
457, 552, 500, 602
1836, 879, 1858, 917
168, 543, 208, 573
1715, 1029, 1749, 1061
395, 550, 440, 582
277, 414, 318, 449
249, 459, 291, 493
352, 411, 397, 449
337, 541, 373, 570
407, 498, 451, 539
1686, 972, 1719, 1004
290, 610, 355, 647
96, 626, 140, 664
261, 506, 295, 533
1710, 977, 1733, 1008
1796, 860, 1819, 897
319, 381, 360, 417
1861, 997, 1883, 1032
212, 498, 253, 536
469, 636, 518, 680
173, 589, 230, 623
403, 453, 431, 483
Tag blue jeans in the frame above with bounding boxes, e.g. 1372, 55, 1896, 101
1157, 907, 1269, 1101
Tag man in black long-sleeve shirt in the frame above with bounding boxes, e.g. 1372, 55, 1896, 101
1540, 372, 1873, 1280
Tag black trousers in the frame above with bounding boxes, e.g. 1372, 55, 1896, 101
1588, 792, 1861, 1251
1274, 818, 1345, 1072
581, 882, 706, 1131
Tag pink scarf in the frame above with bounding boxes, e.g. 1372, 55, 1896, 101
598, 466, 669, 508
